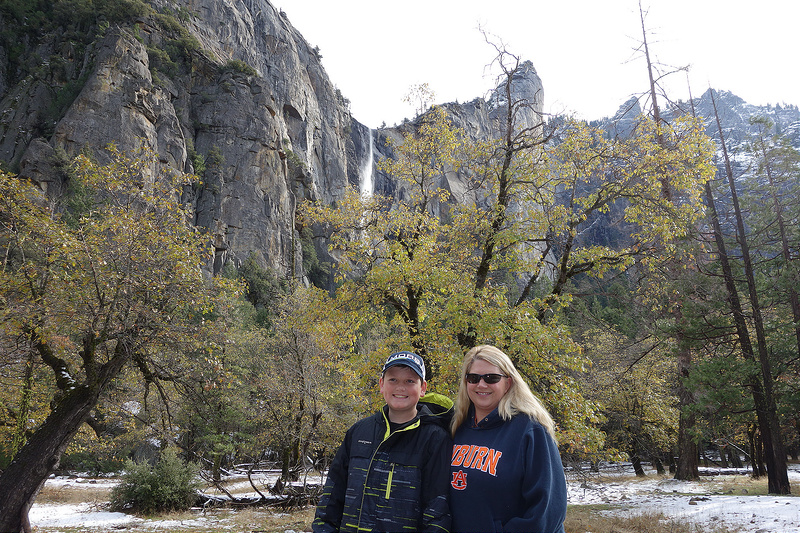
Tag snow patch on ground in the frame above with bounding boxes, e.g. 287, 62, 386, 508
566, 463, 800, 532
29, 502, 141, 529
29, 464, 800, 532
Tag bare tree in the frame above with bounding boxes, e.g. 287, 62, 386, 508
637, 0, 698, 480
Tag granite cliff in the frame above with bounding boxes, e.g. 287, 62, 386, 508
0, 0, 543, 282
1, 0, 373, 278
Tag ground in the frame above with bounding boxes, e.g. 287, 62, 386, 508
29, 463, 800, 532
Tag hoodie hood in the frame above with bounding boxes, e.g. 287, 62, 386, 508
418, 392, 454, 430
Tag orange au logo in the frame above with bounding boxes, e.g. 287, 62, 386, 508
451, 470, 467, 490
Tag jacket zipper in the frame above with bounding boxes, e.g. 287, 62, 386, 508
355, 416, 421, 531
385, 463, 395, 499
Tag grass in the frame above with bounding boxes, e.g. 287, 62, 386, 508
37, 480, 112, 505
714, 473, 774, 496
131, 506, 317, 532
565, 507, 742, 533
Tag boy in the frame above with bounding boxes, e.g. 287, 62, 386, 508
313, 351, 453, 533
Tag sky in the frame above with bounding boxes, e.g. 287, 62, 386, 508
269, 0, 799, 128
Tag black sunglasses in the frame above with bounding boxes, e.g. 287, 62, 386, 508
465, 373, 507, 384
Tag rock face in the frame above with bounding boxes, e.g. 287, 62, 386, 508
1, 0, 371, 278
0, 0, 546, 281
371, 60, 545, 213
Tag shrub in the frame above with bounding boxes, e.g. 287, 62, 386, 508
110, 448, 201, 514
222, 59, 258, 77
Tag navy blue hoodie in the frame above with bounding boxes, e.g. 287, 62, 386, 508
449, 406, 567, 533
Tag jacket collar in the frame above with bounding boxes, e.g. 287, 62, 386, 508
381, 405, 422, 440
468, 404, 505, 429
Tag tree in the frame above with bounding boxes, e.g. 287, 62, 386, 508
744, 117, 800, 360
743, 117, 800, 463
303, 78, 597, 452
708, 90, 790, 494
584, 327, 679, 476
0, 145, 232, 531
241, 283, 359, 484
302, 44, 714, 456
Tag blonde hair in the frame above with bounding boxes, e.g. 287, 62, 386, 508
450, 345, 556, 440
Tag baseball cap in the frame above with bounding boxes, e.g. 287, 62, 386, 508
382, 351, 426, 380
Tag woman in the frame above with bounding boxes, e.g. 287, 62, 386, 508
449, 345, 567, 533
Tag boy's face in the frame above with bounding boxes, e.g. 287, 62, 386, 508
379, 365, 427, 422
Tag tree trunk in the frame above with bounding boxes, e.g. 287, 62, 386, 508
212, 454, 223, 483
674, 318, 699, 480
280, 447, 291, 485
0, 337, 131, 532
630, 440, 646, 477
718, 444, 729, 468
654, 456, 665, 475
639, 3, 700, 482
0, 384, 102, 532
748, 424, 766, 478
706, 173, 781, 485
675, 398, 699, 479
728, 446, 743, 468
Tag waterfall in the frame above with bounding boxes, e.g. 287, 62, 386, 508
360, 129, 374, 197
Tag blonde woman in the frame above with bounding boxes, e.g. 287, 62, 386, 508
449, 345, 566, 533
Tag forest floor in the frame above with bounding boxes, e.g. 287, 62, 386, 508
29, 462, 800, 533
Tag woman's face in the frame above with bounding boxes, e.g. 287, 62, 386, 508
466, 358, 512, 421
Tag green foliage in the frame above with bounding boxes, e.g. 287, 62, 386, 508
0, 144, 236, 503
173, 282, 358, 483
143, 10, 200, 80
185, 139, 206, 176
174, 6, 197, 23
236, 254, 287, 328
59, 448, 125, 474
96, 0, 151, 22
1, 0, 151, 43
284, 148, 307, 172
587, 327, 678, 461
152, 11, 200, 61
42, 72, 91, 137
299, 226, 330, 288
206, 146, 224, 168
59, 157, 99, 227
302, 105, 593, 442
222, 59, 258, 77
301, 49, 716, 459
146, 45, 178, 78
110, 448, 200, 514
240, 284, 362, 478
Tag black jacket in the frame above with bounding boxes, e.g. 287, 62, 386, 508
313, 393, 454, 533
